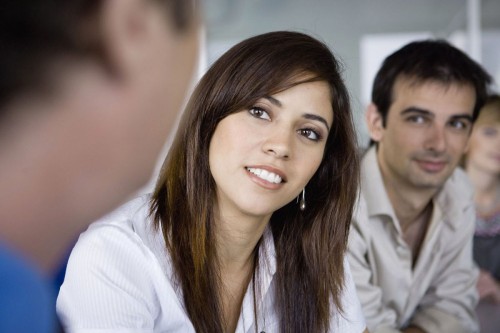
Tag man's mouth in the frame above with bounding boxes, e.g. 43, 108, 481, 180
415, 160, 447, 173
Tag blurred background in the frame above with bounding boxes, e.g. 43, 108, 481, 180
142, 0, 500, 193
201, 0, 500, 144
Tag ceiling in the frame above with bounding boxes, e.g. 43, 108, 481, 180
204, 0, 500, 38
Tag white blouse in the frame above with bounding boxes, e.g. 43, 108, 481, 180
57, 195, 366, 333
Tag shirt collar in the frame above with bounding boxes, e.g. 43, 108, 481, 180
361, 146, 462, 231
432, 170, 467, 231
361, 146, 398, 222
259, 226, 277, 280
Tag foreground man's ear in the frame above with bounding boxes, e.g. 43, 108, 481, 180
100, 0, 158, 79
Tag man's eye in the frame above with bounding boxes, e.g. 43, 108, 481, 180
248, 107, 271, 121
449, 120, 469, 131
407, 115, 426, 124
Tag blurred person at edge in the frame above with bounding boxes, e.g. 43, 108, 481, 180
348, 39, 492, 333
0, 1, 200, 332
463, 95, 500, 304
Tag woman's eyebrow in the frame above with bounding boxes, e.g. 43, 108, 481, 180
264, 95, 330, 131
303, 113, 330, 131
264, 95, 282, 107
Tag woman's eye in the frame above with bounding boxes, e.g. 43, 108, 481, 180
298, 128, 321, 141
248, 107, 271, 121
482, 127, 498, 137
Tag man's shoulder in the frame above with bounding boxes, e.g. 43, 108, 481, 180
357, 146, 396, 222
360, 146, 378, 175
0, 243, 56, 333
350, 192, 378, 237
433, 167, 476, 237
439, 167, 473, 204
443, 167, 472, 191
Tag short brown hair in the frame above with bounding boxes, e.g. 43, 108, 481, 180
0, 0, 197, 115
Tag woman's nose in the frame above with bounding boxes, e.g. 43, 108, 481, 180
262, 127, 292, 159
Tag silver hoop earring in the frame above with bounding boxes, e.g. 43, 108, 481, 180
299, 188, 306, 211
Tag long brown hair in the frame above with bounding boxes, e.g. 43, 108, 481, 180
150, 31, 359, 332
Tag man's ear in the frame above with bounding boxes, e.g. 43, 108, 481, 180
366, 103, 384, 143
100, 0, 152, 79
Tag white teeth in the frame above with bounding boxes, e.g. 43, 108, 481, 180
274, 174, 281, 183
247, 167, 283, 184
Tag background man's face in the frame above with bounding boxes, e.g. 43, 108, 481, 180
375, 77, 475, 191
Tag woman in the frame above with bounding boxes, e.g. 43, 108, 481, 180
464, 95, 500, 303
57, 31, 367, 332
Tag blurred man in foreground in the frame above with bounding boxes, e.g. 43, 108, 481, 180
0, 1, 200, 331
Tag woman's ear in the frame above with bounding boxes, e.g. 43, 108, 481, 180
365, 103, 384, 143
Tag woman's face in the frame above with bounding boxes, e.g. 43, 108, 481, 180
467, 122, 500, 175
208, 80, 333, 220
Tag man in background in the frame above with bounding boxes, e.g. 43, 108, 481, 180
0, 1, 200, 332
348, 40, 491, 332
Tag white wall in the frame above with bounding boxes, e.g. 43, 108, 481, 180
204, 0, 500, 144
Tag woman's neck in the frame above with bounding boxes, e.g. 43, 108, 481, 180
216, 213, 269, 273
215, 211, 269, 332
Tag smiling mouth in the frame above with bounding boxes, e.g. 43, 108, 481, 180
246, 167, 283, 184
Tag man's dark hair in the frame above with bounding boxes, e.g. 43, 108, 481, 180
372, 39, 492, 127
0, 0, 196, 115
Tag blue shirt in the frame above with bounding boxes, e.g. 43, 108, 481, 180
0, 241, 57, 333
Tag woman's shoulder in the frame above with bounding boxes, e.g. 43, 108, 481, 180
79, 195, 155, 246
57, 195, 182, 331
89, 194, 151, 231
67, 194, 169, 277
